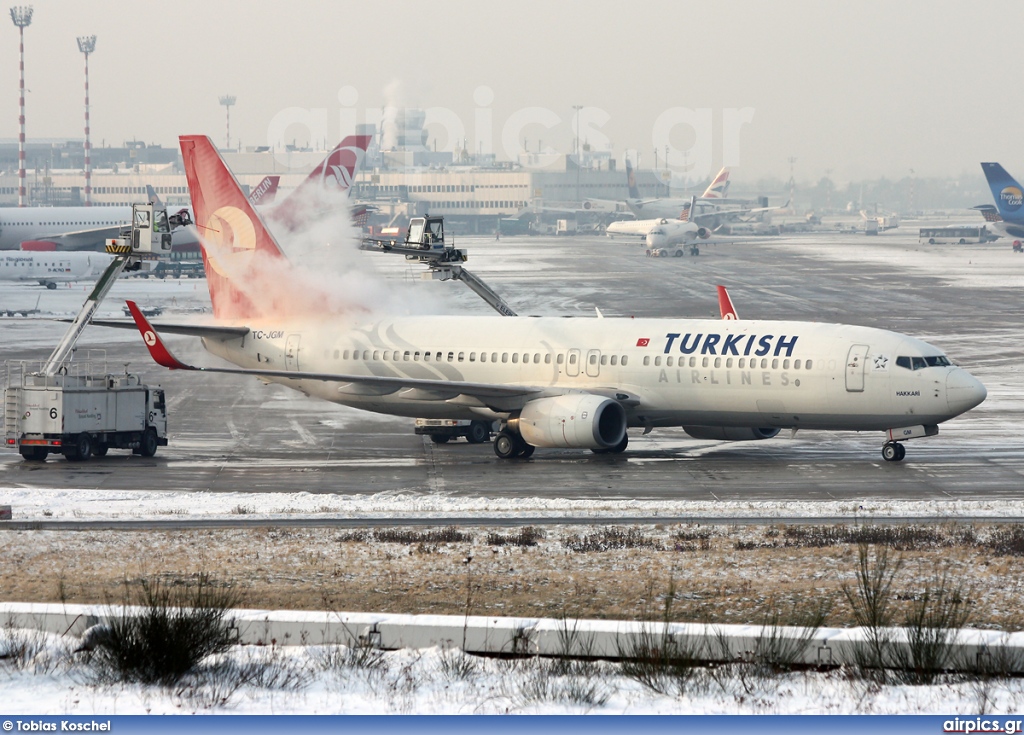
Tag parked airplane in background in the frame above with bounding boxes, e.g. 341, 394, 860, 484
119, 134, 986, 465
976, 162, 1024, 239
0, 251, 113, 288
0, 136, 370, 253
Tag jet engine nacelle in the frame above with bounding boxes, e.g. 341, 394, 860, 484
683, 426, 780, 441
517, 394, 626, 449
697, 227, 711, 239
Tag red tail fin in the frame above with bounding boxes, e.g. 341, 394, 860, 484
179, 135, 287, 321
247, 175, 281, 206
267, 135, 372, 230
717, 285, 739, 320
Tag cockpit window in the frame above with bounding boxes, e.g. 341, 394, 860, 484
896, 355, 951, 371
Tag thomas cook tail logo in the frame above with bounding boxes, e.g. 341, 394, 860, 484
1000, 185, 1023, 211
203, 206, 257, 277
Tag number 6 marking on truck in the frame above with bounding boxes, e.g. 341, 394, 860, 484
49, 408, 57, 419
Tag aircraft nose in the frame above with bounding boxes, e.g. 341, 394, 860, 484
946, 369, 987, 416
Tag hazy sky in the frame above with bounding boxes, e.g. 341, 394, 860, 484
5, 0, 1020, 183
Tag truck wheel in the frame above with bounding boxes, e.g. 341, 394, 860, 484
140, 428, 159, 457
467, 421, 489, 444
430, 434, 450, 444
66, 433, 92, 462
19, 447, 47, 461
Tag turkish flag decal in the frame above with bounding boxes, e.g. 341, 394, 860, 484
636, 338, 650, 347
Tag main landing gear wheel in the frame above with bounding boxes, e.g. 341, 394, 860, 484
882, 442, 906, 462
494, 431, 533, 459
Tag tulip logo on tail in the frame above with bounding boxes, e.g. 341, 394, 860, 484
1000, 186, 1023, 212
204, 206, 257, 277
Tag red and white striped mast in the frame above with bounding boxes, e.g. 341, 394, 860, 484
76, 35, 95, 206
10, 5, 33, 208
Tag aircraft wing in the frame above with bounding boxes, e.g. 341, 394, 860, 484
86, 318, 250, 341
23, 226, 123, 251
124, 301, 558, 409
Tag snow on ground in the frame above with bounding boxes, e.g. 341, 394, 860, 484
2, 628, 1023, 714
0, 487, 1021, 523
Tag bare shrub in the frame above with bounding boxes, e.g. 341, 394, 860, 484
563, 526, 662, 553
983, 526, 1024, 557
487, 527, 545, 547
841, 544, 903, 679
437, 644, 480, 682
889, 567, 972, 685
373, 527, 472, 544
86, 575, 241, 686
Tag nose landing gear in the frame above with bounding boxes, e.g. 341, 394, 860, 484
881, 441, 906, 462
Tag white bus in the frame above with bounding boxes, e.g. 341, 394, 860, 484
918, 226, 997, 244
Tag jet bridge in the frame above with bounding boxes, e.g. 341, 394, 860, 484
360, 215, 518, 317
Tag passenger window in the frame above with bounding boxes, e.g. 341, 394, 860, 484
458, 352, 465, 362
343, 350, 350, 360
523, 353, 529, 363
738, 358, 745, 368
714, 357, 721, 368
557, 354, 564, 364
772, 359, 779, 369
512, 353, 519, 364
610, 355, 618, 366
666, 356, 674, 367
404, 351, 410, 361
334, 350, 340, 359
806, 360, 813, 370
700, 357, 707, 368
794, 359, 801, 369
373, 351, 379, 361
394, 351, 401, 361
469, 352, 476, 362
448, 352, 454, 362
534, 353, 541, 364
655, 356, 661, 366
621, 356, 628, 366
643, 356, 650, 366
544, 354, 551, 364
589, 354, 597, 365
491, 352, 498, 362
479, 352, 486, 363
783, 359, 790, 369
413, 352, 420, 361
424, 352, 431, 362
600, 355, 608, 366
503, 353, 510, 363
726, 358, 733, 368
437, 352, 443, 362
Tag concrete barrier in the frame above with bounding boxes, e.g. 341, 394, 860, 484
3, 602, 1022, 673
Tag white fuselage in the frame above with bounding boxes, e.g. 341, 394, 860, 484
0, 207, 131, 250
0, 251, 114, 284
201, 316, 985, 433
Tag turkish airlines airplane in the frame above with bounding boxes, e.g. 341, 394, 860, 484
0, 251, 113, 288
124, 135, 986, 464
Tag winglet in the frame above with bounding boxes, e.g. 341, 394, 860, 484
717, 286, 739, 320
125, 300, 194, 370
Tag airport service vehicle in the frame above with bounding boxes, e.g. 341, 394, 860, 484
918, 227, 996, 245
121, 136, 987, 464
415, 418, 495, 444
3, 362, 167, 461
3, 203, 172, 462
556, 219, 577, 236
1014, 240, 1022, 253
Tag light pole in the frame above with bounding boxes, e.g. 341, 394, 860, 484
572, 104, 582, 204
219, 95, 236, 150
77, 35, 95, 206
10, 5, 33, 207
